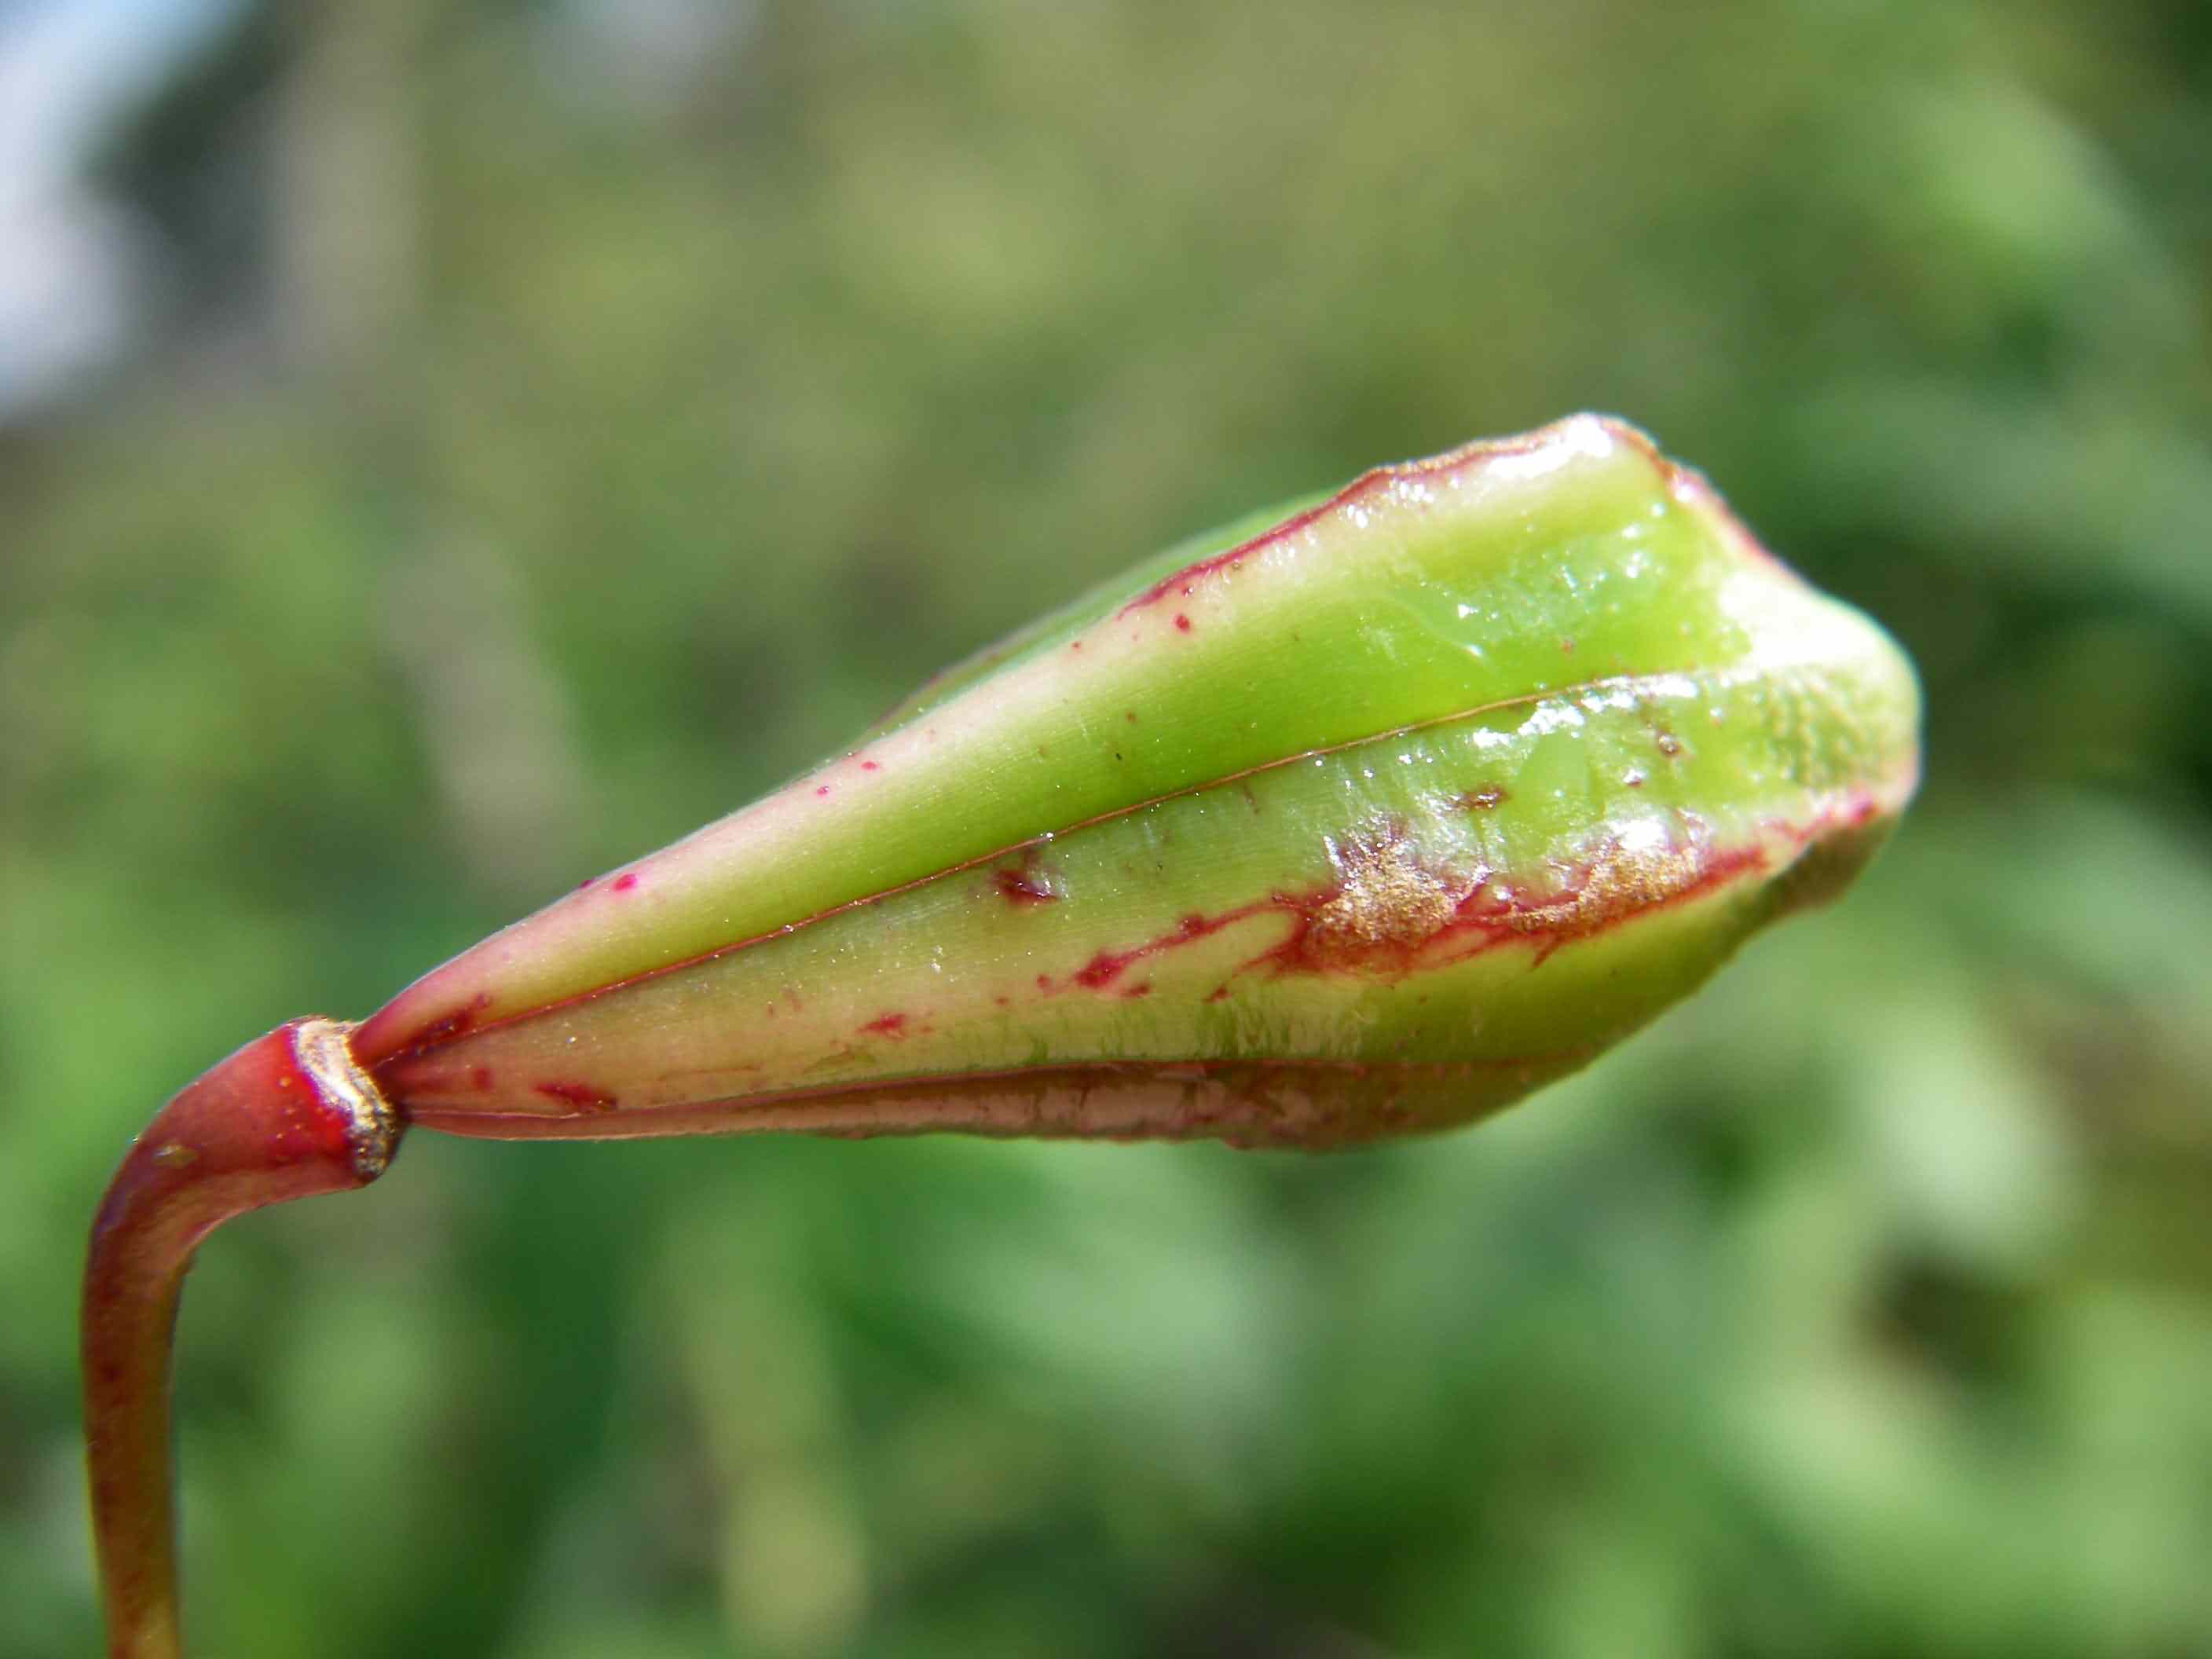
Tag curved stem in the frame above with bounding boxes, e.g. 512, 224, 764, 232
82, 1019, 401, 1659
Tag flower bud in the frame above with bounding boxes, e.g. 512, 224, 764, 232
353, 415, 1919, 1146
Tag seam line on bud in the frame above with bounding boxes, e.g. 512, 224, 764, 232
372, 658, 1860, 1069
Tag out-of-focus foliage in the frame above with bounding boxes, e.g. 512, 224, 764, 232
4, 0, 2209, 1654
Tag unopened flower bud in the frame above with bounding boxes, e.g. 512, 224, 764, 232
353, 415, 1920, 1146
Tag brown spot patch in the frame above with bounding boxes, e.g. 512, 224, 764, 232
1045, 815, 1774, 1001
1497, 844, 1698, 936
1489, 829, 1766, 956
1457, 784, 1507, 811
1048, 822, 1480, 995
1298, 827, 1465, 966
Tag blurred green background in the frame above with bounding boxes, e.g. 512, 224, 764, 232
5, 1, 2210, 1654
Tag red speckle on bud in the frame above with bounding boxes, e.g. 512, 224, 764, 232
995, 869, 1058, 905
368, 992, 492, 1068
535, 1080, 617, 1111
992, 848, 1061, 906
1122, 548, 1246, 612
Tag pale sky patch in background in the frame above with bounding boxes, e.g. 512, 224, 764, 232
0, 0, 237, 417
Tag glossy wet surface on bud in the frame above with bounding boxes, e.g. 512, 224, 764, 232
354, 417, 1919, 1145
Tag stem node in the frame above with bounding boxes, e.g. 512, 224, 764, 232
82, 1018, 401, 1659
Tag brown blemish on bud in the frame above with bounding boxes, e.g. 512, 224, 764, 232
1053, 822, 1479, 994
1051, 812, 1780, 1001
1298, 828, 1463, 965
1488, 831, 1768, 964
1457, 784, 1507, 811
1499, 841, 1700, 936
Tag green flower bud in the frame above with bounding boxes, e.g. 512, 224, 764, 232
353, 414, 1919, 1146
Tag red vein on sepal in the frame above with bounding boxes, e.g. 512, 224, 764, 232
1118, 416, 1658, 613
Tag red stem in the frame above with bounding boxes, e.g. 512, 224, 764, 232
81, 1019, 401, 1659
